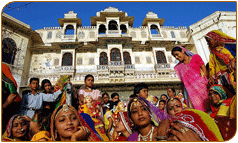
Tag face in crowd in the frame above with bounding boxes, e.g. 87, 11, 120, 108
167, 98, 183, 117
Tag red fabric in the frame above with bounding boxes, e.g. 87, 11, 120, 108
114, 135, 128, 141
212, 49, 231, 65
171, 110, 220, 141
2, 63, 18, 88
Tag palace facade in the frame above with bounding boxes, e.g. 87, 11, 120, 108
2, 7, 236, 101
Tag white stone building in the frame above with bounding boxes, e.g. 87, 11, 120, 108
2, 7, 236, 101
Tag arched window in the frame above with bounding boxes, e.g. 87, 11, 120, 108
2, 38, 17, 65
100, 52, 108, 65
108, 20, 118, 30
47, 31, 52, 39
120, 24, 127, 34
62, 52, 73, 66
156, 51, 167, 63
171, 31, 176, 38
150, 24, 160, 34
99, 24, 106, 34
110, 48, 121, 61
123, 52, 131, 64
65, 25, 74, 35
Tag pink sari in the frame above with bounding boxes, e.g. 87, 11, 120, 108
174, 54, 209, 112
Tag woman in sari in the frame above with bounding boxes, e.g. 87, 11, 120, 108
112, 111, 132, 141
207, 84, 235, 140
166, 97, 185, 118
127, 97, 170, 141
167, 109, 224, 141
205, 30, 236, 95
172, 45, 209, 112
50, 104, 102, 141
2, 115, 30, 141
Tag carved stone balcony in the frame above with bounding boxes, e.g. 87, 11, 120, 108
57, 66, 75, 73
108, 61, 124, 66
97, 65, 108, 71
61, 35, 76, 42
125, 64, 135, 69
107, 30, 121, 35
151, 34, 162, 38
156, 63, 170, 69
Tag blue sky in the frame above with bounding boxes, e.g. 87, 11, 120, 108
1, 1, 237, 31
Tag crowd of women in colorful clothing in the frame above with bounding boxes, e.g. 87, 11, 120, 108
1, 30, 236, 141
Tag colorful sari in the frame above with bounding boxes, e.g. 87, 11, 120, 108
50, 104, 102, 141
112, 111, 132, 141
2, 63, 22, 133
2, 115, 30, 141
174, 46, 209, 112
168, 109, 224, 141
206, 30, 236, 94
207, 85, 235, 140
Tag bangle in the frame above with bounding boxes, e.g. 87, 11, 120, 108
156, 135, 167, 141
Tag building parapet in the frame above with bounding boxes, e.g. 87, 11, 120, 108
44, 27, 63, 30
161, 26, 187, 29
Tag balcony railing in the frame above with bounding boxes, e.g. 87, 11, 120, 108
107, 30, 120, 35
61, 35, 76, 42
156, 63, 170, 69
57, 66, 75, 72
125, 64, 135, 69
97, 65, 108, 70
108, 61, 124, 66
151, 34, 162, 38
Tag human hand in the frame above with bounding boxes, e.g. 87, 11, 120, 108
157, 118, 170, 136
22, 115, 32, 122
167, 122, 202, 141
3, 94, 17, 108
208, 77, 215, 86
71, 126, 91, 141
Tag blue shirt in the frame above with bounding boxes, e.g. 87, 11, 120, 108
19, 90, 62, 118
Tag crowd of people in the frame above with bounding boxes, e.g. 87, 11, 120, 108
1, 30, 236, 141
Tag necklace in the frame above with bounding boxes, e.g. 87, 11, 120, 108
138, 126, 154, 141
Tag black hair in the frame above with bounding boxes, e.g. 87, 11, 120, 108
134, 83, 148, 95
33, 108, 52, 131
102, 92, 109, 98
29, 77, 39, 84
84, 74, 94, 81
160, 94, 169, 100
171, 46, 183, 56
41, 79, 52, 91
129, 94, 137, 98
111, 92, 119, 99
159, 100, 166, 104
166, 97, 181, 113
168, 88, 176, 94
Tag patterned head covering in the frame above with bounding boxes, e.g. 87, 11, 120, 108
113, 111, 132, 139
127, 97, 160, 126
206, 30, 236, 65
209, 84, 227, 100
205, 30, 236, 44
50, 104, 101, 141
167, 109, 224, 141
2, 115, 30, 141
176, 45, 195, 57
166, 97, 184, 114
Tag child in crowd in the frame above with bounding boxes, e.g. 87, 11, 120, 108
78, 74, 102, 106
158, 100, 166, 111
134, 83, 149, 99
102, 92, 110, 115
41, 79, 56, 112
19, 77, 67, 118
108, 92, 120, 113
